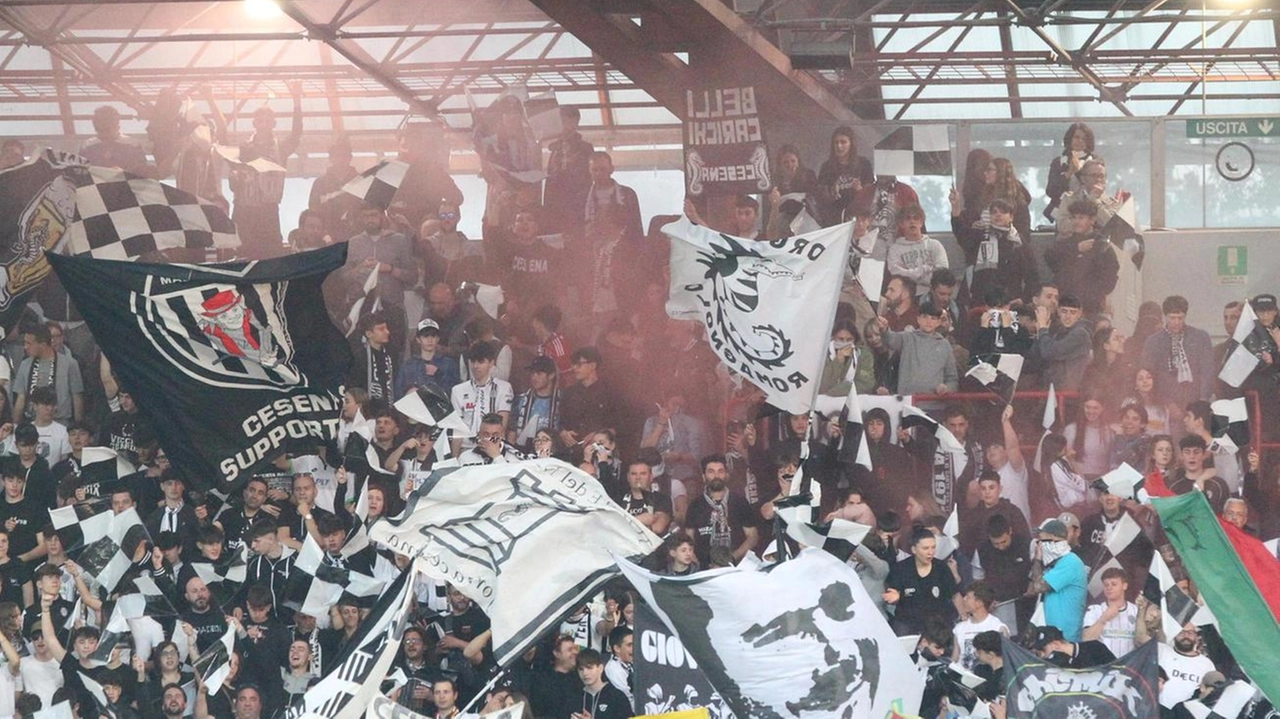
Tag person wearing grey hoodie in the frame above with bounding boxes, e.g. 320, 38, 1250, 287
877, 303, 958, 398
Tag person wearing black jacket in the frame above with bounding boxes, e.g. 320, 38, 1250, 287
1032, 624, 1115, 667
1044, 198, 1119, 317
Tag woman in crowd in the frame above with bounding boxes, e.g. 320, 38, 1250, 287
883, 527, 959, 636
1044, 122, 1097, 221
1082, 326, 1133, 403
1145, 434, 1179, 487
1063, 395, 1114, 480
815, 126, 874, 227
992, 157, 1034, 243
863, 317, 898, 395
771, 143, 817, 197
819, 319, 876, 397
1124, 367, 1173, 435
1039, 432, 1091, 516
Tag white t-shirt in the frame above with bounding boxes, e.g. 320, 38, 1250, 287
953, 614, 1008, 670
1081, 601, 1138, 658
0, 660, 17, 718
1158, 643, 1216, 708
997, 461, 1031, 524
450, 377, 514, 448
19, 654, 60, 709
0, 421, 72, 466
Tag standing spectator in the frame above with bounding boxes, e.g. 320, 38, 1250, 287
879, 276, 919, 333
991, 158, 1034, 242
1081, 567, 1139, 658
1044, 198, 1119, 316
348, 313, 396, 405
685, 455, 758, 564
877, 303, 958, 398
1027, 518, 1088, 641
1082, 326, 1134, 404
509, 357, 560, 450
557, 347, 612, 448
1158, 624, 1217, 709
424, 283, 482, 359
952, 149, 996, 240
639, 388, 706, 486
584, 152, 643, 246
953, 581, 1008, 670
1044, 122, 1097, 221
765, 144, 818, 236
227, 82, 303, 259
883, 527, 960, 636
531, 305, 572, 376
1123, 368, 1173, 436
1167, 435, 1229, 515
396, 319, 459, 399
449, 342, 514, 452
885, 205, 947, 296
573, 649, 630, 719
344, 204, 416, 357
853, 175, 922, 244
814, 126, 873, 227
80, 106, 149, 175
1109, 404, 1152, 470
307, 136, 359, 243
1033, 295, 1091, 391
971, 514, 1033, 632
420, 201, 483, 290
1063, 394, 1114, 480
1213, 301, 1245, 401
543, 106, 594, 235
957, 198, 1033, 304
389, 122, 464, 234
13, 323, 84, 423
287, 209, 331, 253
1141, 296, 1215, 408
1182, 401, 1241, 494
498, 208, 561, 308
618, 460, 672, 537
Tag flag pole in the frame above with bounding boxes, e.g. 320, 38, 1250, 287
790, 218, 858, 560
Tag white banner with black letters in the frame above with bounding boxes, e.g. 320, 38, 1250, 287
664, 216, 851, 415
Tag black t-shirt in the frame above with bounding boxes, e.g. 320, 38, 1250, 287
620, 490, 672, 520
885, 558, 959, 634
105, 410, 144, 462
0, 559, 28, 606
275, 504, 339, 544
432, 604, 490, 645
17, 458, 56, 510
181, 608, 229, 653
685, 492, 755, 564
0, 495, 45, 558
217, 505, 271, 554
24, 597, 75, 641
61, 654, 111, 719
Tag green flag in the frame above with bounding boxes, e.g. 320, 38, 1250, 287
1152, 492, 1280, 701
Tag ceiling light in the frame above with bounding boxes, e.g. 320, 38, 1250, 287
244, 0, 283, 20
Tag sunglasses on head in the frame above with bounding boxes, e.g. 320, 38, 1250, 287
439, 211, 459, 220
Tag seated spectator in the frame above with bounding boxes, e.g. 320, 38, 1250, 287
1031, 623, 1115, 668
1159, 623, 1217, 709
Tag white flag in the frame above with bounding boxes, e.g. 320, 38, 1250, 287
664, 216, 851, 414
616, 548, 924, 718
369, 458, 662, 665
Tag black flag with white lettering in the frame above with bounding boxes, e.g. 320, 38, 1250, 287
48, 245, 352, 492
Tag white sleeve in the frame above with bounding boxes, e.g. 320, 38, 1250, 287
497, 380, 514, 413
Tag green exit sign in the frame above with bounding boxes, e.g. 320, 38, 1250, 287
1187, 117, 1279, 138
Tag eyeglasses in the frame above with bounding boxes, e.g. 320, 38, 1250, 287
438, 212, 459, 220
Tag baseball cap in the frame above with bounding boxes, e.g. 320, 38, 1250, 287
1201, 671, 1227, 690
1031, 624, 1065, 649
416, 318, 441, 336
1057, 511, 1081, 529
1037, 518, 1069, 540
527, 356, 557, 374
1250, 294, 1278, 312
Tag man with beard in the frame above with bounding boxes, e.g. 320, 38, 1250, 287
685, 455, 758, 565
216, 477, 275, 555
159, 682, 189, 719
1159, 624, 1217, 709
180, 576, 228, 653
392, 626, 439, 714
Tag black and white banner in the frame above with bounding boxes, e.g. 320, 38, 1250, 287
0, 149, 81, 330
684, 86, 771, 196
634, 601, 736, 718
369, 458, 662, 665
48, 244, 353, 489
1002, 638, 1160, 718
665, 217, 851, 414
616, 548, 924, 719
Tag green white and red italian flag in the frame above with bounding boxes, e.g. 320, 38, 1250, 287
1152, 492, 1280, 703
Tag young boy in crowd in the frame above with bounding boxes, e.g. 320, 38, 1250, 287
886, 204, 948, 299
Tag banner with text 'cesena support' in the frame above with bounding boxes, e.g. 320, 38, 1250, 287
48, 244, 352, 490
664, 216, 851, 415
684, 86, 771, 196
633, 601, 736, 718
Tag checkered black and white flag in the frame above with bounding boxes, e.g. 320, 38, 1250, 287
191, 545, 249, 612
1085, 511, 1144, 598
63, 166, 239, 260
283, 569, 414, 719
89, 574, 186, 667
873, 126, 952, 177
783, 516, 872, 559
965, 353, 1024, 406
1144, 552, 1214, 640
49, 505, 148, 593
284, 535, 384, 617
339, 160, 409, 211
1210, 397, 1250, 454
191, 625, 238, 695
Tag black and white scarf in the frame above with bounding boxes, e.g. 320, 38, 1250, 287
704, 491, 731, 549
